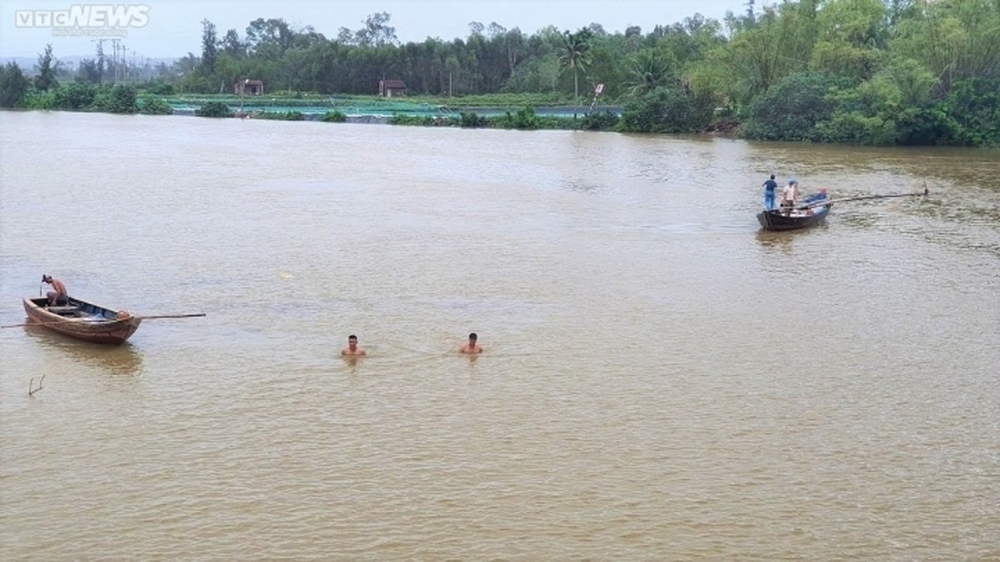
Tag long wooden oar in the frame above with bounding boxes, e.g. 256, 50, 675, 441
797, 187, 929, 210
135, 313, 207, 320
2, 313, 205, 329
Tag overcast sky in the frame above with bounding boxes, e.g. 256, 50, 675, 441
1, 0, 743, 59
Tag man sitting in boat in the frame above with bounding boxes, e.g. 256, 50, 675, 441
42, 274, 68, 306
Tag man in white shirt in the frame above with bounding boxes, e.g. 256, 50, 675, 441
781, 179, 799, 213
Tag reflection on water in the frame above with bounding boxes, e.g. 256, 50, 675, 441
754, 230, 798, 255
754, 222, 832, 254
24, 326, 144, 376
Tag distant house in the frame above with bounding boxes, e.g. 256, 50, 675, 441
378, 79, 407, 98
235, 79, 264, 96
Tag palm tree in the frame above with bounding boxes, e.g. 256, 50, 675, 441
623, 48, 676, 98
560, 29, 592, 117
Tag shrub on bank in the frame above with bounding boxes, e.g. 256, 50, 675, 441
54, 82, 97, 110
256, 110, 305, 120
107, 84, 138, 113
490, 107, 569, 130
580, 110, 620, 131
320, 110, 347, 122
140, 95, 173, 115
23, 90, 56, 110
459, 111, 487, 128
195, 101, 234, 117
619, 86, 700, 133
388, 114, 458, 126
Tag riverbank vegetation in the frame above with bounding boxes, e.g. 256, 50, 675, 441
1, 0, 997, 146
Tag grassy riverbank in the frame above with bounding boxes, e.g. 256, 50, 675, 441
167, 92, 624, 130
11, 84, 626, 131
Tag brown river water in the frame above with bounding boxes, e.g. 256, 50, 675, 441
1, 111, 998, 560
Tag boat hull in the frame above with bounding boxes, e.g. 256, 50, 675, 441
757, 204, 830, 231
757, 191, 832, 231
22, 297, 142, 345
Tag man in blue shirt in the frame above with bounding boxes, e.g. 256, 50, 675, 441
762, 174, 778, 209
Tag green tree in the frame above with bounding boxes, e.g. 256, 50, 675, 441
619, 86, 699, 133
0, 62, 31, 107
201, 19, 219, 74
939, 77, 1000, 145
809, 0, 888, 81
35, 44, 59, 92
221, 29, 245, 57
246, 18, 294, 59
715, 4, 815, 109
76, 59, 102, 84
743, 71, 850, 141
195, 101, 234, 117
54, 82, 97, 109
560, 28, 593, 116
623, 48, 676, 98
107, 83, 138, 113
357, 12, 398, 48
139, 95, 173, 115
891, 0, 1000, 93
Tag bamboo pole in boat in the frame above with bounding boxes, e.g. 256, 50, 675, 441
797, 187, 929, 210
2, 313, 205, 329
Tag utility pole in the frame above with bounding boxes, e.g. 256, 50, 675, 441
120, 43, 126, 83
110, 38, 120, 84
92, 38, 105, 85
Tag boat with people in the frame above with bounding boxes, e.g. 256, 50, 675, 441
21, 296, 142, 345
757, 190, 832, 231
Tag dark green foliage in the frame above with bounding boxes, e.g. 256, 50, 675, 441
388, 114, 430, 125
321, 110, 347, 122
580, 110, 620, 130
76, 59, 103, 84
618, 86, 698, 133
24, 91, 56, 109
743, 72, 850, 141
54, 83, 97, 110
939, 78, 1000, 146
139, 96, 174, 115
460, 111, 487, 128
35, 44, 59, 92
389, 114, 457, 126
893, 106, 958, 146
815, 111, 897, 145
493, 106, 541, 129
256, 110, 305, 120
195, 101, 234, 117
0, 62, 31, 107
145, 83, 175, 96
488, 110, 568, 130
200, 19, 219, 74
106, 84, 139, 113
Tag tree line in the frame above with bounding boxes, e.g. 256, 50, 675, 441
1, 0, 997, 146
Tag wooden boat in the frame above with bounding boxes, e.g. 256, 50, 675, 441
757, 191, 832, 231
22, 296, 142, 345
